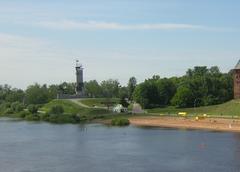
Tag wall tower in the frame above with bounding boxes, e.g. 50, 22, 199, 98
233, 60, 240, 99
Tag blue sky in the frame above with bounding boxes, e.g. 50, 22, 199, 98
0, 0, 239, 88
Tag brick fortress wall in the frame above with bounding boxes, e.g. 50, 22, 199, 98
234, 69, 240, 99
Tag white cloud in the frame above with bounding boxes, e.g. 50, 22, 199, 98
35, 20, 208, 31
0, 33, 45, 48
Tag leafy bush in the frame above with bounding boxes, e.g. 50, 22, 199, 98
27, 105, 39, 114
39, 113, 50, 121
25, 84, 49, 104
17, 111, 30, 118
111, 118, 130, 126
49, 105, 64, 115
3, 108, 14, 115
11, 102, 24, 113
25, 114, 40, 121
0, 102, 11, 114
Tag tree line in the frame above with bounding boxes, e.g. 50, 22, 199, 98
133, 66, 233, 108
0, 66, 233, 112
0, 77, 137, 112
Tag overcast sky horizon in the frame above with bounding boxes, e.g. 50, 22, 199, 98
0, 0, 240, 89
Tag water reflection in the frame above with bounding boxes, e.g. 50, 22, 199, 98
233, 133, 240, 169
0, 118, 239, 172
78, 124, 87, 132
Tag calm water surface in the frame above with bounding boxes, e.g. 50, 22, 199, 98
0, 118, 240, 172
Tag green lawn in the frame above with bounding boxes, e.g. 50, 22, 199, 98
147, 100, 240, 117
79, 98, 119, 107
41, 99, 110, 116
43, 99, 240, 118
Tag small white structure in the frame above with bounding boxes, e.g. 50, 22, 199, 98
113, 104, 128, 113
132, 103, 144, 114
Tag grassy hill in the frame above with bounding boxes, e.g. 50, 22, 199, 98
40, 99, 129, 124
79, 98, 119, 108
148, 100, 240, 117
41, 99, 110, 116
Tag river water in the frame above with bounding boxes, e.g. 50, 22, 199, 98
0, 118, 240, 172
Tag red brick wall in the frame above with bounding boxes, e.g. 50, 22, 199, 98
234, 69, 240, 99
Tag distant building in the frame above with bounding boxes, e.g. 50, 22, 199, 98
75, 60, 84, 96
113, 104, 128, 113
233, 60, 240, 99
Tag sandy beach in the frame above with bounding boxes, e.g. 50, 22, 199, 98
129, 116, 240, 132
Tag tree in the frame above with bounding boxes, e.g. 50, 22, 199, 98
119, 86, 129, 107
48, 85, 59, 100
25, 84, 49, 104
0, 84, 11, 101
133, 76, 176, 108
171, 85, 194, 108
127, 77, 137, 100
133, 85, 149, 108
84, 80, 102, 97
172, 66, 233, 107
156, 78, 176, 105
27, 104, 39, 114
101, 79, 120, 98
5, 89, 25, 103
58, 82, 75, 95
10, 102, 24, 112
209, 66, 220, 76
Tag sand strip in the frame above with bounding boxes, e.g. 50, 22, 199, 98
129, 116, 240, 132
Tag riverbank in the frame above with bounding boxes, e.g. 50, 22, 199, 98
129, 116, 240, 132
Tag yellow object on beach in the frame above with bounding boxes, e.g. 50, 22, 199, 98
195, 114, 207, 121
178, 112, 187, 117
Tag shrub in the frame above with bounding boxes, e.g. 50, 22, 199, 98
27, 105, 39, 114
49, 105, 64, 115
111, 118, 130, 126
39, 113, 50, 121
11, 102, 24, 113
25, 114, 40, 121
4, 108, 14, 114
17, 111, 30, 118
0, 102, 11, 114
71, 114, 80, 122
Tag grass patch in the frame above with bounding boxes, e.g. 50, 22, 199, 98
80, 98, 119, 107
41, 99, 83, 114
147, 100, 240, 117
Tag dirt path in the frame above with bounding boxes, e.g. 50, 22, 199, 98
69, 99, 107, 109
69, 99, 90, 108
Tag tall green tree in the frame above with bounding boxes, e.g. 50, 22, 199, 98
127, 77, 137, 100
133, 76, 175, 108
119, 86, 129, 107
25, 84, 49, 104
58, 82, 75, 95
5, 89, 25, 103
171, 85, 194, 108
101, 79, 120, 98
84, 80, 102, 97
